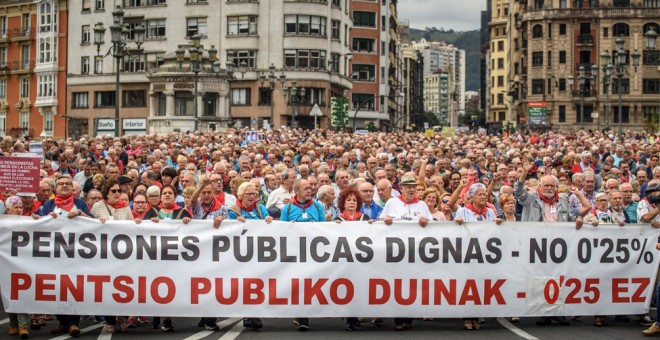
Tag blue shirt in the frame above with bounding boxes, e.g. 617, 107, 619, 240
227, 204, 270, 220
281, 200, 326, 222
625, 201, 639, 224
361, 202, 383, 219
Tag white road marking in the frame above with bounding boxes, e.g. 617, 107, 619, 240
497, 318, 540, 340
217, 321, 246, 340
50, 323, 105, 340
183, 318, 241, 340
96, 331, 114, 340
0, 318, 8, 325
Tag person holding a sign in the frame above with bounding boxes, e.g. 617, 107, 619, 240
3, 195, 31, 338
36, 175, 92, 220
381, 174, 432, 331
89, 178, 133, 333
223, 182, 273, 330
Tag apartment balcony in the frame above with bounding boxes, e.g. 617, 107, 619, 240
575, 63, 596, 72
577, 34, 593, 46
571, 89, 597, 98
10, 27, 34, 42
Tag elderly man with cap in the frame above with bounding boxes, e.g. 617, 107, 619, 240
380, 173, 432, 331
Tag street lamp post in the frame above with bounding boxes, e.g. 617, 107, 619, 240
283, 81, 306, 129
175, 35, 218, 132
568, 65, 597, 128
93, 6, 144, 137
600, 52, 614, 132
259, 63, 286, 128
612, 37, 641, 138
219, 60, 246, 129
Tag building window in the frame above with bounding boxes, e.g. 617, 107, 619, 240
21, 45, 30, 69
38, 74, 55, 98
72, 92, 88, 108
352, 38, 375, 52
331, 20, 340, 39
351, 93, 374, 110
231, 88, 250, 105
497, 76, 504, 86
19, 111, 29, 129
498, 58, 504, 69
174, 93, 193, 116
577, 105, 594, 123
258, 87, 272, 105
186, 17, 207, 37
643, 78, 660, 94
497, 93, 504, 105
227, 50, 256, 68
613, 22, 630, 36
613, 106, 630, 123
157, 93, 166, 116
559, 50, 566, 64
124, 57, 145, 72
147, 19, 166, 38
532, 51, 543, 66
498, 41, 504, 51
532, 24, 543, 38
96, 0, 105, 10
284, 15, 326, 36
95, 91, 116, 107
82, 25, 90, 43
532, 79, 544, 94
559, 78, 566, 91
39, 39, 54, 63
353, 11, 376, 27
227, 16, 257, 35
559, 24, 566, 35
332, 0, 341, 7
613, 0, 631, 7
122, 90, 146, 107
0, 112, 5, 137
643, 106, 659, 123
94, 56, 103, 74
304, 87, 325, 105
82, 0, 91, 12
612, 78, 630, 94
0, 47, 6, 66
558, 105, 566, 122
81, 56, 89, 74
43, 111, 53, 133
645, 0, 660, 7
284, 49, 326, 69
0, 16, 7, 37
20, 78, 29, 98
0, 79, 5, 98
39, 3, 53, 33
352, 64, 375, 82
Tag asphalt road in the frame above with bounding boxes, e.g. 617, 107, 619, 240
0, 309, 653, 340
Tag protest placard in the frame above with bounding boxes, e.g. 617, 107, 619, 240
0, 156, 41, 193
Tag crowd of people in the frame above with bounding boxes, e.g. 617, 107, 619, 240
0, 128, 659, 337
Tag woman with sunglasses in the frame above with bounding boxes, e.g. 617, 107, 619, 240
89, 178, 133, 333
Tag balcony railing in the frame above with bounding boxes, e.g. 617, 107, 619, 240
572, 89, 597, 97
577, 34, 593, 45
10, 27, 34, 39
575, 62, 595, 71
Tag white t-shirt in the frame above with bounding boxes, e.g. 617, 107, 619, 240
381, 196, 432, 221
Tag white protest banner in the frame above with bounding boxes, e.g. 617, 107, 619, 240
0, 217, 658, 318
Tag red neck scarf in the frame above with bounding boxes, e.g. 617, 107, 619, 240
105, 200, 128, 209
160, 202, 178, 210
340, 211, 363, 221
132, 210, 146, 219
466, 202, 488, 219
397, 195, 419, 205
236, 199, 256, 212
292, 195, 313, 209
54, 194, 75, 211
22, 201, 41, 216
537, 190, 559, 205
201, 197, 223, 213
214, 191, 226, 206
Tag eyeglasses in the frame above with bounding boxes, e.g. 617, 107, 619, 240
148, 194, 160, 198
109, 189, 122, 194
134, 201, 147, 204
162, 192, 174, 196
361, 189, 374, 193
244, 192, 257, 196
57, 182, 73, 186
442, 199, 449, 204
89, 196, 102, 201
597, 199, 608, 202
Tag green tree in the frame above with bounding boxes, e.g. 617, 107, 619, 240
424, 112, 441, 128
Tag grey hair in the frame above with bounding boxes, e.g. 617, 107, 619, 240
316, 185, 334, 200
467, 183, 487, 198
180, 170, 199, 186
571, 173, 583, 184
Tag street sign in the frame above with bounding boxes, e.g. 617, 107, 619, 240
309, 104, 323, 116
591, 112, 599, 118
527, 102, 547, 125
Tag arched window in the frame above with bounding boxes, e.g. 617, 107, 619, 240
532, 24, 543, 38
613, 23, 630, 37
643, 22, 659, 35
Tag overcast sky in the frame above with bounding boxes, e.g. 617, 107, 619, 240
398, 0, 486, 32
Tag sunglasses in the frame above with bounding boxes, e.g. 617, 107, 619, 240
109, 189, 122, 194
